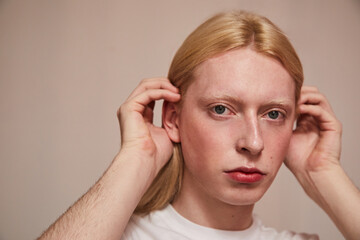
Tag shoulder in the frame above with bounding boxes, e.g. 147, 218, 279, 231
121, 205, 190, 240
254, 215, 319, 240
121, 206, 319, 240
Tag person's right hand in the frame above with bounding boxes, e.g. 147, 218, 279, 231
117, 78, 181, 175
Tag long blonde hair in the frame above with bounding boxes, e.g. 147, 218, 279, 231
135, 10, 303, 214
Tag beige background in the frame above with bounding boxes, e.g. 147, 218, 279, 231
1, 0, 359, 239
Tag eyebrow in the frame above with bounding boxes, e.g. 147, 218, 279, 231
262, 100, 295, 114
198, 95, 295, 112
198, 95, 241, 105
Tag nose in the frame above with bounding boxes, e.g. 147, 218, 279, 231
236, 116, 264, 155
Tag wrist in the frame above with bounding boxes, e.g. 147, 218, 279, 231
303, 164, 360, 240
296, 163, 353, 213
294, 162, 343, 205
109, 149, 159, 194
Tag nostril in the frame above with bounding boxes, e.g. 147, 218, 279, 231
241, 147, 249, 152
237, 145, 263, 156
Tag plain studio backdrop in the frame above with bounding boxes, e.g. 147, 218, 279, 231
0, 0, 359, 239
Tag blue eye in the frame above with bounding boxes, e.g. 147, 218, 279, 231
267, 110, 280, 119
214, 105, 227, 114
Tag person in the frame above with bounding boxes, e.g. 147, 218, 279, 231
38, 10, 360, 240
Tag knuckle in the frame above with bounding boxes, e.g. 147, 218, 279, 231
318, 94, 327, 103
308, 85, 318, 91
337, 120, 343, 132
141, 78, 151, 84
332, 118, 343, 135
117, 103, 128, 118
116, 106, 122, 118
304, 86, 319, 92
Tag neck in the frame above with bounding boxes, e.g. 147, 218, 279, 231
172, 170, 254, 231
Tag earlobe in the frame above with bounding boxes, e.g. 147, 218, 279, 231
162, 101, 181, 143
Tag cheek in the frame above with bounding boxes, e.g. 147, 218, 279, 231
178, 110, 229, 168
179, 116, 214, 162
264, 125, 293, 167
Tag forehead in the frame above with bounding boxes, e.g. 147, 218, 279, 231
187, 48, 295, 103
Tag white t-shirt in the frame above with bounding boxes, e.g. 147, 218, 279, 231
121, 204, 319, 240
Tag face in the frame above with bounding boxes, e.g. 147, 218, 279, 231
177, 47, 296, 206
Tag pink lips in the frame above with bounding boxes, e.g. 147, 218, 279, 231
225, 167, 265, 183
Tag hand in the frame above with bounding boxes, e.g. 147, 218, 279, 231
285, 86, 342, 178
117, 78, 181, 174
285, 87, 360, 240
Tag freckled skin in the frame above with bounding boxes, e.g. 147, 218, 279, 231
174, 48, 297, 210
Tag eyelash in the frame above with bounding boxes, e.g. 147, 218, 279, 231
211, 104, 232, 116
213, 105, 229, 114
210, 104, 286, 121
265, 110, 285, 120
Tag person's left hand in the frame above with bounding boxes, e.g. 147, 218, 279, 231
285, 86, 342, 184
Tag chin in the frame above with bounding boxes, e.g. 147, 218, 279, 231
219, 184, 270, 206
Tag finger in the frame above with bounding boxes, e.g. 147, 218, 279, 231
148, 101, 155, 111
140, 101, 156, 123
300, 85, 321, 94
127, 89, 181, 114
118, 88, 180, 123
298, 104, 341, 132
295, 114, 319, 135
144, 104, 154, 123
127, 78, 179, 100
296, 114, 317, 128
298, 91, 335, 115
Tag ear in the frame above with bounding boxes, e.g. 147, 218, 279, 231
162, 101, 180, 143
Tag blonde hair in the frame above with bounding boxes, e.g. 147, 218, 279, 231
135, 10, 303, 214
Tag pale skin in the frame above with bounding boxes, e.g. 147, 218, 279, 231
38, 48, 360, 240
167, 48, 296, 230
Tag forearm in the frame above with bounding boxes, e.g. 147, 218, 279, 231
299, 164, 360, 240
38, 151, 156, 240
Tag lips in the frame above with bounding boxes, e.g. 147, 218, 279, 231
224, 167, 265, 183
